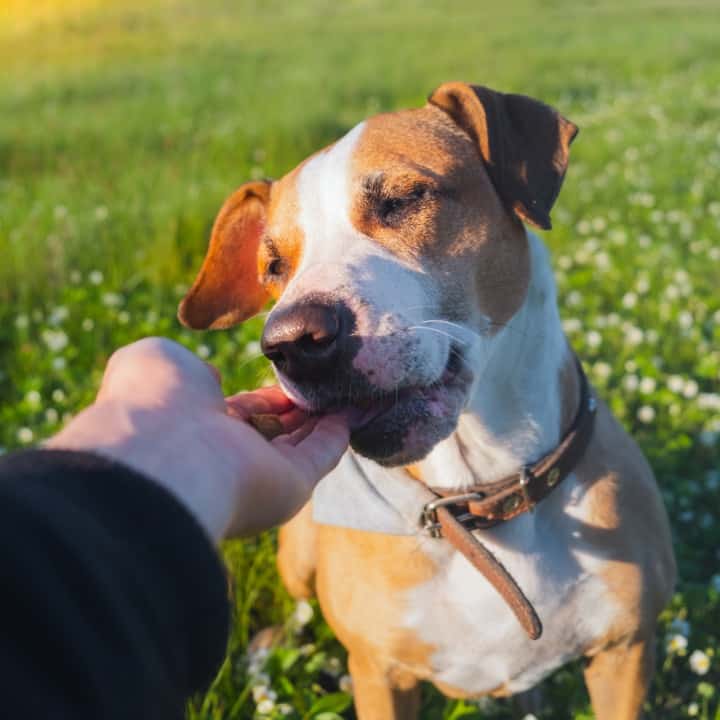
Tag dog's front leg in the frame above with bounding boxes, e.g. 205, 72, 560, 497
348, 650, 421, 720
583, 634, 655, 720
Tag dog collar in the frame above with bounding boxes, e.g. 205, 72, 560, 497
417, 356, 597, 640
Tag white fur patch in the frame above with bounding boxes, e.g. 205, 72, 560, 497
271, 121, 448, 389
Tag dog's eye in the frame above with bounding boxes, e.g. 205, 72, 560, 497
377, 187, 429, 226
267, 258, 285, 277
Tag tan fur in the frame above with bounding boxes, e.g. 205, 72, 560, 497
260, 168, 306, 298
349, 106, 530, 328
584, 636, 656, 720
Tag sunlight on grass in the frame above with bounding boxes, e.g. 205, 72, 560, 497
1, 1, 719, 718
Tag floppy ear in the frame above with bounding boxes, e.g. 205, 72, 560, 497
178, 180, 271, 330
428, 82, 577, 230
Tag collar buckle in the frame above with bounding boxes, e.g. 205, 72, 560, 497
421, 492, 487, 538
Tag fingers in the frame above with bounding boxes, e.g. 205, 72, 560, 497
277, 413, 350, 482
272, 415, 319, 446
98, 337, 224, 407
225, 385, 295, 419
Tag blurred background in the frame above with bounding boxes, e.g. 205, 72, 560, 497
1, 1, 719, 718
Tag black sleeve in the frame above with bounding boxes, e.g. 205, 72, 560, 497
0, 449, 229, 720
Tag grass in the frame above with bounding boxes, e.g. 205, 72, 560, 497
1, 1, 719, 717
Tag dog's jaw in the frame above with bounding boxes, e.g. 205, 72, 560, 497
419, 231, 572, 489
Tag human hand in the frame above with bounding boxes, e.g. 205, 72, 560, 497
46, 337, 350, 541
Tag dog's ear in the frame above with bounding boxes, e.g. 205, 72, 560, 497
428, 82, 577, 230
178, 181, 271, 330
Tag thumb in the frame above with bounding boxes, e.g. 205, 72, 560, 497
274, 413, 350, 485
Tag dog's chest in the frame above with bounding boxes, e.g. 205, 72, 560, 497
399, 484, 620, 695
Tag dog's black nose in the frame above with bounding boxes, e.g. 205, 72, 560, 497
261, 302, 351, 381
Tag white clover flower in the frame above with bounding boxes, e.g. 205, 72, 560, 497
70, 270, 82, 284
558, 255, 572, 269
639, 377, 657, 395
293, 600, 313, 626
54, 205, 68, 219
683, 379, 699, 399
595, 252, 611, 270
197, 345, 211, 359
637, 405, 655, 424
45, 408, 59, 424
566, 290, 582, 307
665, 284, 680, 300
339, 674, 354, 694
118, 311, 130, 324
521, 715, 539, 720
89, 270, 104, 285
252, 685, 276, 703
52, 357, 67, 371
666, 634, 688, 654
51, 388, 66, 404
636, 277, 650, 294
638, 234, 651, 248
678, 311, 694, 330
623, 374, 639, 392
95, 205, 109, 221
245, 340, 262, 357
624, 326, 644, 346
15, 314, 29, 329
82, 318, 95, 332
257, 698, 275, 715
698, 393, 720, 411
576, 220, 591, 235
688, 701, 699, 716
586, 331, 602, 349
25, 390, 41, 408
667, 375, 685, 394
325, 656, 343, 677
593, 362, 612, 381
689, 650, 711, 675
563, 318, 582, 334
299, 643, 316, 656
102, 292, 123, 308
17, 427, 34, 444
622, 292, 638, 309
277, 703, 293, 716
48, 306, 69, 325
42, 329, 69, 353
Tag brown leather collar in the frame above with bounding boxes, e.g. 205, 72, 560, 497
417, 356, 597, 640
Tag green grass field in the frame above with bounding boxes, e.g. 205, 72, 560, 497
1, 1, 719, 717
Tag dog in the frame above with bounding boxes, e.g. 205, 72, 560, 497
179, 82, 676, 720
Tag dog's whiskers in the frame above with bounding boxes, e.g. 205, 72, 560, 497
407, 324, 471, 347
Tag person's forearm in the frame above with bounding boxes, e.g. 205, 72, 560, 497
0, 449, 229, 720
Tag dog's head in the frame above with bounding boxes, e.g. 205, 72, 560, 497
179, 82, 576, 466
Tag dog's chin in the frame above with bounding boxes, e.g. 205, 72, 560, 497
279, 351, 472, 467
349, 390, 465, 466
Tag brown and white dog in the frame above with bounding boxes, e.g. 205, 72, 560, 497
179, 82, 676, 719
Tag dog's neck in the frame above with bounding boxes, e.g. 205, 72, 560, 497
421, 232, 579, 490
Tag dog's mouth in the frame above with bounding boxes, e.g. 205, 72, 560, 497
278, 345, 473, 465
